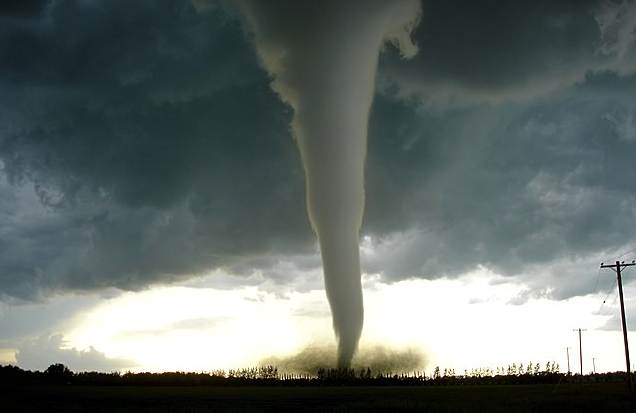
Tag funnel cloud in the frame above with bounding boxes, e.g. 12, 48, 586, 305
237, 0, 421, 366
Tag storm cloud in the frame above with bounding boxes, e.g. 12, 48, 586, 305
1, 0, 636, 305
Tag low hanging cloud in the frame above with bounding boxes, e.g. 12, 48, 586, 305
0, 0, 635, 305
15, 333, 137, 372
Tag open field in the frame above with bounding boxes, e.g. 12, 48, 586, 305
1, 383, 635, 413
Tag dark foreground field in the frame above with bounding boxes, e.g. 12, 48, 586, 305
1, 383, 635, 413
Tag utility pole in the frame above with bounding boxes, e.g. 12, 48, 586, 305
574, 328, 587, 384
600, 260, 635, 391
565, 347, 572, 375
592, 358, 597, 374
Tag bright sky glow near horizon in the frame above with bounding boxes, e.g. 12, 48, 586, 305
1, 265, 633, 375
2, 0, 636, 376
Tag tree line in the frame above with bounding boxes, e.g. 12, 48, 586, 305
0, 362, 632, 387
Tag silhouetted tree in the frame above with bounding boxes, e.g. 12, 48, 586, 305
358, 367, 372, 380
44, 363, 73, 384
45, 363, 71, 375
257, 365, 278, 380
433, 366, 441, 380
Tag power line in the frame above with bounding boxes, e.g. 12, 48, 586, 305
598, 278, 618, 316
592, 266, 602, 295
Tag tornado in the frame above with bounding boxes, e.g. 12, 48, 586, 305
237, 0, 421, 367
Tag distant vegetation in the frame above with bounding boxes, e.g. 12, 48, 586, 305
1, 362, 633, 387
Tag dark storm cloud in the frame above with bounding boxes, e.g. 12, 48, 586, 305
378, 0, 602, 103
1, 0, 635, 303
365, 71, 636, 295
0, 0, 312, 300
0, 0, 48, 18
362, 0, 636, 300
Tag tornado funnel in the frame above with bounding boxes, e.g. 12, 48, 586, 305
236, 0, 421, 367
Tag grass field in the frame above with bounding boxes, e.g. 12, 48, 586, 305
1, 383, 635, 412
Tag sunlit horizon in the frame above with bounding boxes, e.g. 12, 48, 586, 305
2, 265, 632, 376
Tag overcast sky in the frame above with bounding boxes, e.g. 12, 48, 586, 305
1, 0, 636, 373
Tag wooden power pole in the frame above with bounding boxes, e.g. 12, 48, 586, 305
600, 260, 635, 391
565, 346, 572, 375
574, 328, 586, 384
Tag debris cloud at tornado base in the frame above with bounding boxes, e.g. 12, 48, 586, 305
260, 344, 428, 376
